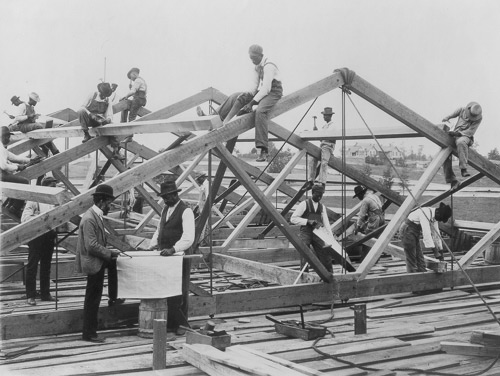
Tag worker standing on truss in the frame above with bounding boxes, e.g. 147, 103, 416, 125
306, 107, 336, 190
352, 185, 385, 235
399, 203, 452, 272
441, 101, 482, 188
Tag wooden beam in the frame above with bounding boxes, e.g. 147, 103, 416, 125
459, 220, 500, 268
349, 73, 500, 185
221, 149, 306, 250
211, 253, 321, 285
300, 126, 420, 141
216, 144, 333, 282
1, 182, 72, 205
9, 117, 222, 141
355, 147, 452, 280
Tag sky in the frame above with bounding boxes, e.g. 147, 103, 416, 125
1, 0, 499, 158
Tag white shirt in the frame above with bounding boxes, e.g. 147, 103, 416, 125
149, 201, 195, 254
251, 56, 281, 103
14, 102, 32, 123
290, 199, 335, 239
0, 143, 30, 173
131, 77, 147, 94
81, 91, 114, 121
407, 207, 443, 249
21, 200, 56, 223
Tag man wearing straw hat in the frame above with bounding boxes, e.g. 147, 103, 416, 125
441, 101, 482, 188
145, 180, 195, 335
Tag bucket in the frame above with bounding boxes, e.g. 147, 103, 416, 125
484, 242, 500, 265
138, 298, 168, 338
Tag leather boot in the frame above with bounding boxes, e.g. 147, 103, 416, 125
82, 131, 93, 143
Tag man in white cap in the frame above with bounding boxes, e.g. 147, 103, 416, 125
441, 102, 482, 188
9, 93, 59, 156
306, 107, 336, 189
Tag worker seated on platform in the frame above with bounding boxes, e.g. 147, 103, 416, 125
352, 185, 385, 235
78, 82, 124, 160
399, 203, 452, 273
290, 184, 335, 273
144, 180, 195, 335
9, 93, 59, 156
120, 67, 147, 124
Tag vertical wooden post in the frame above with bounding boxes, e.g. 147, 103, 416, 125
353, 304, 367, 335
152, 319, 167, 370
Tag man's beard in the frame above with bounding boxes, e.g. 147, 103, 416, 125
102, 207, 110, 215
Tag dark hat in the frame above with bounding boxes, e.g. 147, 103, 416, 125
92, 184, 115, 200
321, 107, 335, 116
10, 95, 20, 105
248, 44, 263, 55
465, 102, 482, 120
312, 184, 325, 193
353, 185, 368, 199
127, 67, 140, 79
97, 82, 113, 98
41, 176, 59, 186
158, 180, 181, 196
1, 126, 14, 136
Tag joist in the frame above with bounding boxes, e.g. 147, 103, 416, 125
299, 126, 420, 141
458, 220, 500, 268
1, 182, 72, 205
441, 341, 500, 357
9, 117, 222, 141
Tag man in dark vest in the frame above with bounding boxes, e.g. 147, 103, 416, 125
145, 180, 195, 335
290, 184, 334, 273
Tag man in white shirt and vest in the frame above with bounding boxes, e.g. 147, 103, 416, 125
146, 180, 195, 335
120, 67, 147, 123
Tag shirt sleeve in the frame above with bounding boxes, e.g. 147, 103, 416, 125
357, 200, 369, 227
14, 103, 29, 122
21, 201, 38, 223
173, 208, 195, 254
290, 201, 308, 226
253, 63, 278, 103
81, 93, 94, 112
444, 108, 462, 121
148, 213, 161, 249
420, 208, 436, 248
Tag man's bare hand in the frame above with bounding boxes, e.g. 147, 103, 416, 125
160, 248, 175, 256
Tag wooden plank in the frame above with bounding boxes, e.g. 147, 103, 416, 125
0, 183, 71, 205
459, 220, 500, 268
355, 147, 452, 280
349, 73, 500, 185
299, 126, 420, 141
441, 341, 500, 357
216, 144, 333, 282
211, 253, 321, 285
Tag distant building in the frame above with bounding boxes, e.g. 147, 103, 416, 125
346, 142, 403, 163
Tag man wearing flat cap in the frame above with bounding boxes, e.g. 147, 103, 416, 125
76, 184, 121, 343
441, 102, 482, 188
306, 107, 336, 189
120, 67, 147, 124
290, 184, 335, 273
146, 180, 195, 334
9, 93, 59, 156
21, 176, 61, 305
198, 44, 282, 162
352, 185, 384, 235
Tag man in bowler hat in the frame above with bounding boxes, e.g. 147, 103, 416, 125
76, 184, 122, 342
146, 180, 195, 335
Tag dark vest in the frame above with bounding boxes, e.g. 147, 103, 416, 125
87, 92, 109, 115
19, 103, 36, 125
300, 198, 323, 231
158, 200, 188, 249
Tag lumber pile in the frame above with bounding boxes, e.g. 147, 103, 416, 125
441, 330, 500, 358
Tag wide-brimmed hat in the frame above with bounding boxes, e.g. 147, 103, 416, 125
465, 102, 482, 120
41, 176, 59, 186
29, 92, 40, 103
127, 67, 140, 79
321, 107, 335, 116
1, 126, 14, 136
353, 185, 368, 199
10, 95, 20, 105
92, 184, 115, 200
158, 180, 181, 196
97, 82, 113, 98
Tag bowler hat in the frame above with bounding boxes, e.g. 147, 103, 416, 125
10, 95, 20, 105
29, 92, 40, 103
41, 176, 59, 186
127, 67, 140, 79
353, 185, 368, 199
92, 184, 115, 200
465, 102, 482, 120
158, 180, 181, 196
321, 107, 335, 116
1, 126, 14, 136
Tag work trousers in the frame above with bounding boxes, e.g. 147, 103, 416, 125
167, 252, 191, 330
82, 260, 118, 337
254, 90, 282, 151
9, 122, 59, 155
1, 170, 29, 211
26, 231, 56, 299
217, 92, 252, 121
401, 220, 426, 273
121, 96, 146, 122
308, 142, 335, 184
443, 136, 472, 182
78, 110, 119, 148
298, 227, 333, 273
